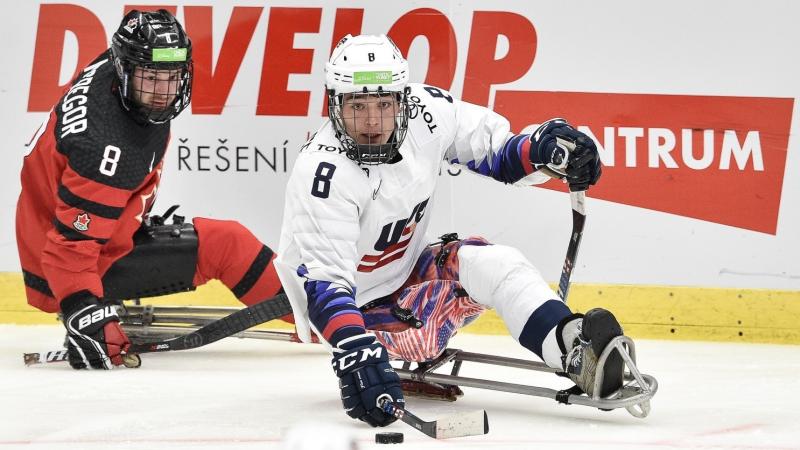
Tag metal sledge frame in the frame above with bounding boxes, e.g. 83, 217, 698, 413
395, 338, 656, 418
117, 303, 657, 418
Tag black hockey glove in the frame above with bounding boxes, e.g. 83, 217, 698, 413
60, 291, 131, 370
331, 334, 405, 427
529, 118, 602, 192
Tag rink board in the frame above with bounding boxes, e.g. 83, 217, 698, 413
2, 272, 798, 344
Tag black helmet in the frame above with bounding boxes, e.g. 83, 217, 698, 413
111, 9, 193, 124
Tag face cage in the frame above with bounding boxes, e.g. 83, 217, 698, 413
120, 61, 193, 124
328, 90, 410, 165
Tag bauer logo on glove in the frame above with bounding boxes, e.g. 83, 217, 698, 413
77, 306, 118, 330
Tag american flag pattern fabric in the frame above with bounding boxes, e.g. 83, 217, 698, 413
365, 237, 489, 361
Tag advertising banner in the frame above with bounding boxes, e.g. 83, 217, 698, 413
2, 0, 798, 291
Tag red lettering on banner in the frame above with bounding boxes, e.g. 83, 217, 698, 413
388, 8, 457, 90
28, 5, 106, 112
123, 5, 177, 15
321, 8, 364, 116
462, 12, 536, 106
330, 9, 364, 53
494, 91, 795, 234
185, 6, 262, 114
257, 7, 321, 116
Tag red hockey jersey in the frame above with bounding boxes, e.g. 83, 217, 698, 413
17, 51, 169, 313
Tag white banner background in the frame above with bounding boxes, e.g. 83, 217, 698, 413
1, 0, 798, 290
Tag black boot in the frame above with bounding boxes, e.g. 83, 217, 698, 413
557, 308, 624, 397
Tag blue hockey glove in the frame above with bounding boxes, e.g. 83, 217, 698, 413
331, 334, 405, 427
529, 118, 602, 191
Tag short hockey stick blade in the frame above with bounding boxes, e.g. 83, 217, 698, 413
380, 398, 489, 439
24, 349, 69, 366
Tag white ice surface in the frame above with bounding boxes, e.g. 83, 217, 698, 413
1, 325, 799, 449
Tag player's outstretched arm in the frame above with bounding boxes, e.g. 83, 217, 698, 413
441, 92, 601, 190
283, 152, 405, 426
297, 269, 405, 427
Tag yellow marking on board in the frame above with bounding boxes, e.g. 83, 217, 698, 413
1, 273, 798, 344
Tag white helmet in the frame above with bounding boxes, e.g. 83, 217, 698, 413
325, 34, 411, 165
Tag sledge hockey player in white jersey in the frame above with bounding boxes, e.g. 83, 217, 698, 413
275, 34, 620, 427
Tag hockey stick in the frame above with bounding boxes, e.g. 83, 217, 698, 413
557, 190, 586, 302
23, 294, 292, 366
380, 398, 489, 439
533, 164, 588, 302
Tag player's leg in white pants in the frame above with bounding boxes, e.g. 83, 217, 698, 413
457, 243, 572, 370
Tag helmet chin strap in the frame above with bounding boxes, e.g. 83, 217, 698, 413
354, 143, 395, 164
351, 144, 400, 165
350, 130, 401, 165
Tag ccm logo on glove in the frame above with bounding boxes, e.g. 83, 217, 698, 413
333, 346, 384, 372
77, 306, 118, 330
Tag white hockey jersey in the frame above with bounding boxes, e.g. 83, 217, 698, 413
275, 83, 549, 342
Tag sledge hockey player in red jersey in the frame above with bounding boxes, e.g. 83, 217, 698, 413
16, 10, 284, 370
275, 34, 625, 427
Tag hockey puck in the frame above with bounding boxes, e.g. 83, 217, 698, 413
375, 432, 404, 444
